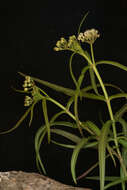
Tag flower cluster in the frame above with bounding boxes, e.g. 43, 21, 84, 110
22, 76, 35, 106
22, 76, 34, 92
54, 35, 81, 52
78, 29, 100, 44
24, 96, 33, 107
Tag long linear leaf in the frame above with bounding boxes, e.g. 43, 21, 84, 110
89, 67, 99, 95
109, 93, 127, 101
82, 83, 124, 93
19, 72, 75, 96
98, 120, 112, 190
96, 60, 127, 72
51, 128, 81, 144
77, 11, 89, 35
84, 121, 101, 137
115, 104, 127, 120
29, 102, 37, 127
69, 52, 78, 88
35, 126, 46, 174
0, 106, 32, 134
42, 99, 50, 143
104, 176, 127, 190
78, 65, 89, 88
81, 92, 105, 101
117, 118, 127, 190
74, 93, 83, 136
51, 139, 98, 150
71, 138, 88, 183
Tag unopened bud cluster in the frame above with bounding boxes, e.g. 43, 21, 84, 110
23, 76, 35, 106
22, 76, 34, 92
24, 96, 33, 107
54, 35, 80, 52
78, 29, 100, 44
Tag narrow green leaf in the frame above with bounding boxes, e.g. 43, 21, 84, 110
42, 99, 50, 143
19, 72, 75, 96
66, 96, 74, 110
0, 106, 32, 134
74, 93, 83, 136
29, 102, 36, 127
50, 111, 65, 123
115, 104, 127, 120
109, 93, 127, 101
35, 126, 47, 174
86, 176, 119, 181
77, 11, 89, 35
51, 140, 75, 149
96, 60, 127, 72
50, 121, 77, 128
51, 128, 81, 144
82, 83, 124, 94
69, 52, 78, 88
89, 67, 99, 95
81, 92, 105, 101
78, 65, 89, 88
98, 120, 112, 190
71, 138, 88, 183
104, 176, 127, 190
84, 121, 101, 137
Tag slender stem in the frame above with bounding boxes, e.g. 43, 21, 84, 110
46, 96, 94, 135
90, 44, 96, 65
82, 44, 127, 175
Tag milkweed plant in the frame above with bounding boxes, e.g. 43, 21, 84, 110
1, 13, 127, 190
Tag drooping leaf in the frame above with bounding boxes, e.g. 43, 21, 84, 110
51, 128, 81, 144
96, 60, 127, 72
74, 92, 83, 136
29, 102, 37, 127
109, 93, 127, 101
89, 67, 99, 95
78, 65, 89, 88
98, 120, 112, 190
81, 92, 105, 101
0, 106, 33, 134
69, 52, 78, 88
86, 176, 119, 181
104, 176, 127, 190
19, 72, 75, 96
115, 104, 127, 120
34, 125, 47, 174
42, 99, 50, 143
71, 138, 88, 183
84, 121, 101, 137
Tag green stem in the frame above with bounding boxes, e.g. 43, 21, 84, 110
90, 44, 96, 65
82, 44, 127, 176
46, 96, 93, 135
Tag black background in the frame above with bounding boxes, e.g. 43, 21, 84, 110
0, 0, 127, 189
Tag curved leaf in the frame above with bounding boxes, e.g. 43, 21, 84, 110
0, 106, 32, 134
96, 60, 127, 72
81, 92, 105, 101
71, 138, 88, 183
42, 99, 50, 143
109, 93, 127, 101
84, 121, 101, 137
98, 120, 112, 190
77, 11, 89, 35
89, 67, 99, 95
35, 125, 47, 174
104, 176, 127, 190
51, 128, 81, 144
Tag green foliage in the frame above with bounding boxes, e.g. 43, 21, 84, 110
2, 12, 127, 190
